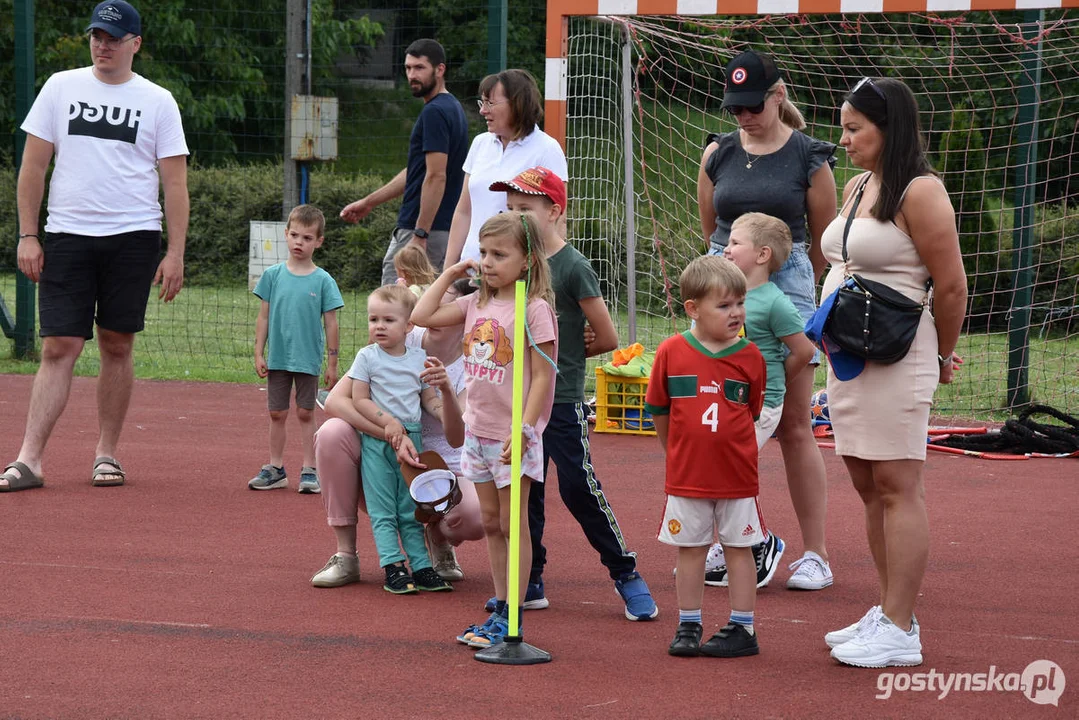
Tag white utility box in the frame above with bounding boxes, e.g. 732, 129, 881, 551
249, 221, 288, 290
290, 95, 338, 161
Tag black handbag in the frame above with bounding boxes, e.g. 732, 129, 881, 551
824, 176, 928, 365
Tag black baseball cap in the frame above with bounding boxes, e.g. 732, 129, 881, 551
87, 1, 141, 38
721, 51, 782, 109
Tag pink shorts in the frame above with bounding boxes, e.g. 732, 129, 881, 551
460, 428, 545, 490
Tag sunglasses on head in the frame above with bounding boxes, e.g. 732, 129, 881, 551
852, 76, 887, 103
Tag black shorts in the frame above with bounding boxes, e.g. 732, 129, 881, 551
39, 230, 162, 339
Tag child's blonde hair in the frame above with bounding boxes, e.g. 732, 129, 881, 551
476, 212, 555, 310
680, 255, 746, 303
393, 245, 437, 286
287, 204, 325, 237
368, 284, 417, 316
731, 212, 792, 274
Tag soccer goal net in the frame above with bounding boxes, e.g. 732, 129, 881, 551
560, 10, 1078, 418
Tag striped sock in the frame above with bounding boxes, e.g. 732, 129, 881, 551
679, 609, 702, 624
730, 610, 754, 635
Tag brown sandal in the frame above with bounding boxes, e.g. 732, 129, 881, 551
91, 457, 126, 487
0, 461, 45, 492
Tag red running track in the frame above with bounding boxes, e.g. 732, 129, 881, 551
0, 374, 1075, 718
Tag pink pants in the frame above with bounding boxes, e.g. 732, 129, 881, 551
315, 418, 483, 546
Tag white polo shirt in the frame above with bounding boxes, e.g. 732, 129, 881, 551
459, 127, 568, 263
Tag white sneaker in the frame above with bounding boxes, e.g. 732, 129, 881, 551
311, 553, 360, 588
786, 551, 834, 590
825, 605, 882, 648
830, 615, 922, 668
433, 545, 464, 581
426, 525, 463, 581
705, 543, 726, 572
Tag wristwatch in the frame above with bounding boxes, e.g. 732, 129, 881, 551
937, 353, 952, 367
412, 227, 429, 239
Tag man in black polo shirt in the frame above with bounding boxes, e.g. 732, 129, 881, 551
340, 39, 468, 286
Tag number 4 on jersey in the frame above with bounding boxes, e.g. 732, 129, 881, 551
701, 402, 719, 432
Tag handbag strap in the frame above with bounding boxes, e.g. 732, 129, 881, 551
841, 173, 872, 266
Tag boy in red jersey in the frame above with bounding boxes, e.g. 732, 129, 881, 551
645, 255, 767, 658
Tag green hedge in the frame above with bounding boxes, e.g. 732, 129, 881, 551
182, 163, 397, 289
0, 162, 397, 290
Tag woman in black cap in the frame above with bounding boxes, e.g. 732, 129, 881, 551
695, 50, 837, 593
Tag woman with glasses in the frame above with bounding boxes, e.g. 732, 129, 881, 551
695, 50, 838, 592
821, 77, 965, 668
443, 69, 567, 267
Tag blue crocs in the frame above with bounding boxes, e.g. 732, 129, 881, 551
615, 572, 659, 621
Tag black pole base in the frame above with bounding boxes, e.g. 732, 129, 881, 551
473, 635, 552, 665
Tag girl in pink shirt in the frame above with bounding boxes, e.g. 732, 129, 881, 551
412, 212, 558, 649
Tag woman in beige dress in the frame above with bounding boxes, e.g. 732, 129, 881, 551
818, 77, 967, 668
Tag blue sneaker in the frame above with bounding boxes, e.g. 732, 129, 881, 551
483, 580, 549, 612
615, 572, 659, 621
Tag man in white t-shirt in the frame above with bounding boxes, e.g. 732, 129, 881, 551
2, 1, 190, 492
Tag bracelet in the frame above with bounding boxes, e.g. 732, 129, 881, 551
937, 353, 952, 368
327, 349, 338, 356
18, 233, 39, 239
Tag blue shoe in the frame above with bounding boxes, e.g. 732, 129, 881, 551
297, 466, 320, 494
467, 615, 511, 648
483, 580, 549, 612
248, 464, 287, 490
615, 572, 659, 621
456, 612, 498, 645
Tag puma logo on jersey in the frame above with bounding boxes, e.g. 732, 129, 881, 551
700, 380, 722, 394
68, 102, 142, 144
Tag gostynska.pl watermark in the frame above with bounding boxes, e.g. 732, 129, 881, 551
876, 660, 1065, 705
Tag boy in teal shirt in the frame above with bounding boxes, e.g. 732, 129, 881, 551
705, 211, 817, 587
250, 205, 344, 493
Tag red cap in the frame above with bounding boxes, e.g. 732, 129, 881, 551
489, 166, 567, 211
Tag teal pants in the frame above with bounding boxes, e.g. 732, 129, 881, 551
360, 427, 431, 571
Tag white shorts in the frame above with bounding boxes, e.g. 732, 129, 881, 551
657, 495, 765, 548
755, 403, 784, 449
460, 429, 544, 490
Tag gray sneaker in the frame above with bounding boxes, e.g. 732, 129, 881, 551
298, 467, 320, 494
311, 553, 360, 588
426, 525, 463, 581
249, 464, 287, 490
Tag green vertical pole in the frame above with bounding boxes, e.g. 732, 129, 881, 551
486, 0, 507, 74
1006, 10, 1043, 410
13, 0, 37, 358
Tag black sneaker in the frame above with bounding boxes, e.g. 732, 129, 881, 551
382, 563, 418, 595
413, 566, 453, 592
704, 566, 729, 587
700, 623, 760, 658
754, 534, 785, 588
668, 622, 703, 657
